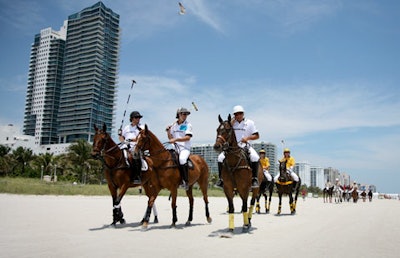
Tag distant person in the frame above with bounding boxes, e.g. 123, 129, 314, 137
274, 148, 299, 190
259, 149, 272, 182
166, 107, 193, 190
368, 189, 373, 202
215, 105, 260, 189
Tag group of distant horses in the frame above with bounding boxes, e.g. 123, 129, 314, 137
91, 114, 301, 235
322, 185, 371, 203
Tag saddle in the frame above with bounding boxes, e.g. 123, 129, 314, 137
169, 149, 194, 169
277, 171, 293, 185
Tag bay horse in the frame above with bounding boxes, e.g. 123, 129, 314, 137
134, 124, 212, 229
323, 186, 334, 203
255, 178, 274, 214
275, 160, 301, 215
213, 114, 262, 234
91, 124, 158, 226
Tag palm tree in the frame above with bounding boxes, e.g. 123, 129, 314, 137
68, 139, 94, 184
10, 147, 34, 177
0, 145, 12, 176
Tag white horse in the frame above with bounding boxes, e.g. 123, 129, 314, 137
333, 185, 343, 203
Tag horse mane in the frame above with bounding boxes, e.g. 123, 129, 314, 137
143, 125, 166, 151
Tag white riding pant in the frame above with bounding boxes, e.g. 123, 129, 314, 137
263, 170, 272, 181
217, 145, 259, 163
178, 149, 190, 165
274, 169, 299, 182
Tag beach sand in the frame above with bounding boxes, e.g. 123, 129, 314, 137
0, 193, 399, 258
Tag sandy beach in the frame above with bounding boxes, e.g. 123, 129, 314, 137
0, 193, 399, 258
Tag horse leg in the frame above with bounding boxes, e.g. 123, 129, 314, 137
141, 195, 156, 229
293, 189, 299, 214
199, 179, 212, 223
248, 191, 257, 226
152, 204, 159, 223
255, 194, 261, 214
226, 195, 235, 233
107, 183, 124, 227
170, 189, 178, 228
185, 188, 194, 226
237, 191, 250, 233
277, 192, 282, 215
266, 192, 271, 214
289, 193, 294, 214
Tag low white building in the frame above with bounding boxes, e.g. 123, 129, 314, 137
0, 124, 70, 155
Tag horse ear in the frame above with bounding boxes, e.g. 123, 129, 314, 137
102, 123, 106, 132
228, 114, 231, 122
144, 124, 148, 132
218, 114, 223, 123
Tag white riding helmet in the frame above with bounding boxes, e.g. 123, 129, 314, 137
233, 105, 245, 114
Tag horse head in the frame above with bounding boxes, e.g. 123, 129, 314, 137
214, 114, 237, 152
278, 160, 290, 182
91, 123, 109, 158
135, 124, 151, 154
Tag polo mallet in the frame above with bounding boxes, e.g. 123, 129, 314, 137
191, 101, 199, 111
119, 80, 136, 135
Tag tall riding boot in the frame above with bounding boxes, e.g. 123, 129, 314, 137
251, 162, 259, 188
214, 162, 223, 188
180, 163, 189, 191
123, 149, 130, 167
132, 157, 142, 184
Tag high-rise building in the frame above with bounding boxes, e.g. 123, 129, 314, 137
253, 142, 277, 176
23, 22, 67, 145
58, 2, 120, 143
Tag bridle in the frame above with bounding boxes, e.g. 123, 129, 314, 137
216, 121, 237, 152
93, 130, 124, 169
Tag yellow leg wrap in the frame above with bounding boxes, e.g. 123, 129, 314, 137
248, 205, 254, 219
243, 212, 249, 225
229, 213, 234, 230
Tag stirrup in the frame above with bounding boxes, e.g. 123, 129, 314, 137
214, 179, 223, 188
133, 177, 141, 184
180, 181, 189, 191
251, 178, 259, 188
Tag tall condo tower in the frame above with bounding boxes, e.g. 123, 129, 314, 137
58, 2, 120, 143
23, 22, 67, 145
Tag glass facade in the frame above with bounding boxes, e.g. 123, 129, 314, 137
58, 2, 120, 143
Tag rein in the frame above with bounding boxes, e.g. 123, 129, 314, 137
96, 133, 128, 171
136, 132, 178, 170
218, 121, 250, 172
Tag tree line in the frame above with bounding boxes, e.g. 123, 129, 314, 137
0, 140, 103, 184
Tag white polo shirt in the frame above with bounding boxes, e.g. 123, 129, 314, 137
169, 120, 193, 150
232, 118, 258, 146
121, 123, 143, 149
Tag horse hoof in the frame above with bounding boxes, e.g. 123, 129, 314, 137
141, 222, 149, 231
207, 217, 212, 223
242, 224, 250, 233
170, 223, 176, 228
220, 231, 234, 238
185, 221, 191, 226
109, 222, 117, 228
120, 219, 126, 224
154, 217, 159, 224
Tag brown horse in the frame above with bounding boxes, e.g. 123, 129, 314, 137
275, 160, 301, 215
213, 114, 262, 234
135, 124, 212, 229
91, 124, 158, 226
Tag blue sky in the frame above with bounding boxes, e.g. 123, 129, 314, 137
0, 0, 399, 193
